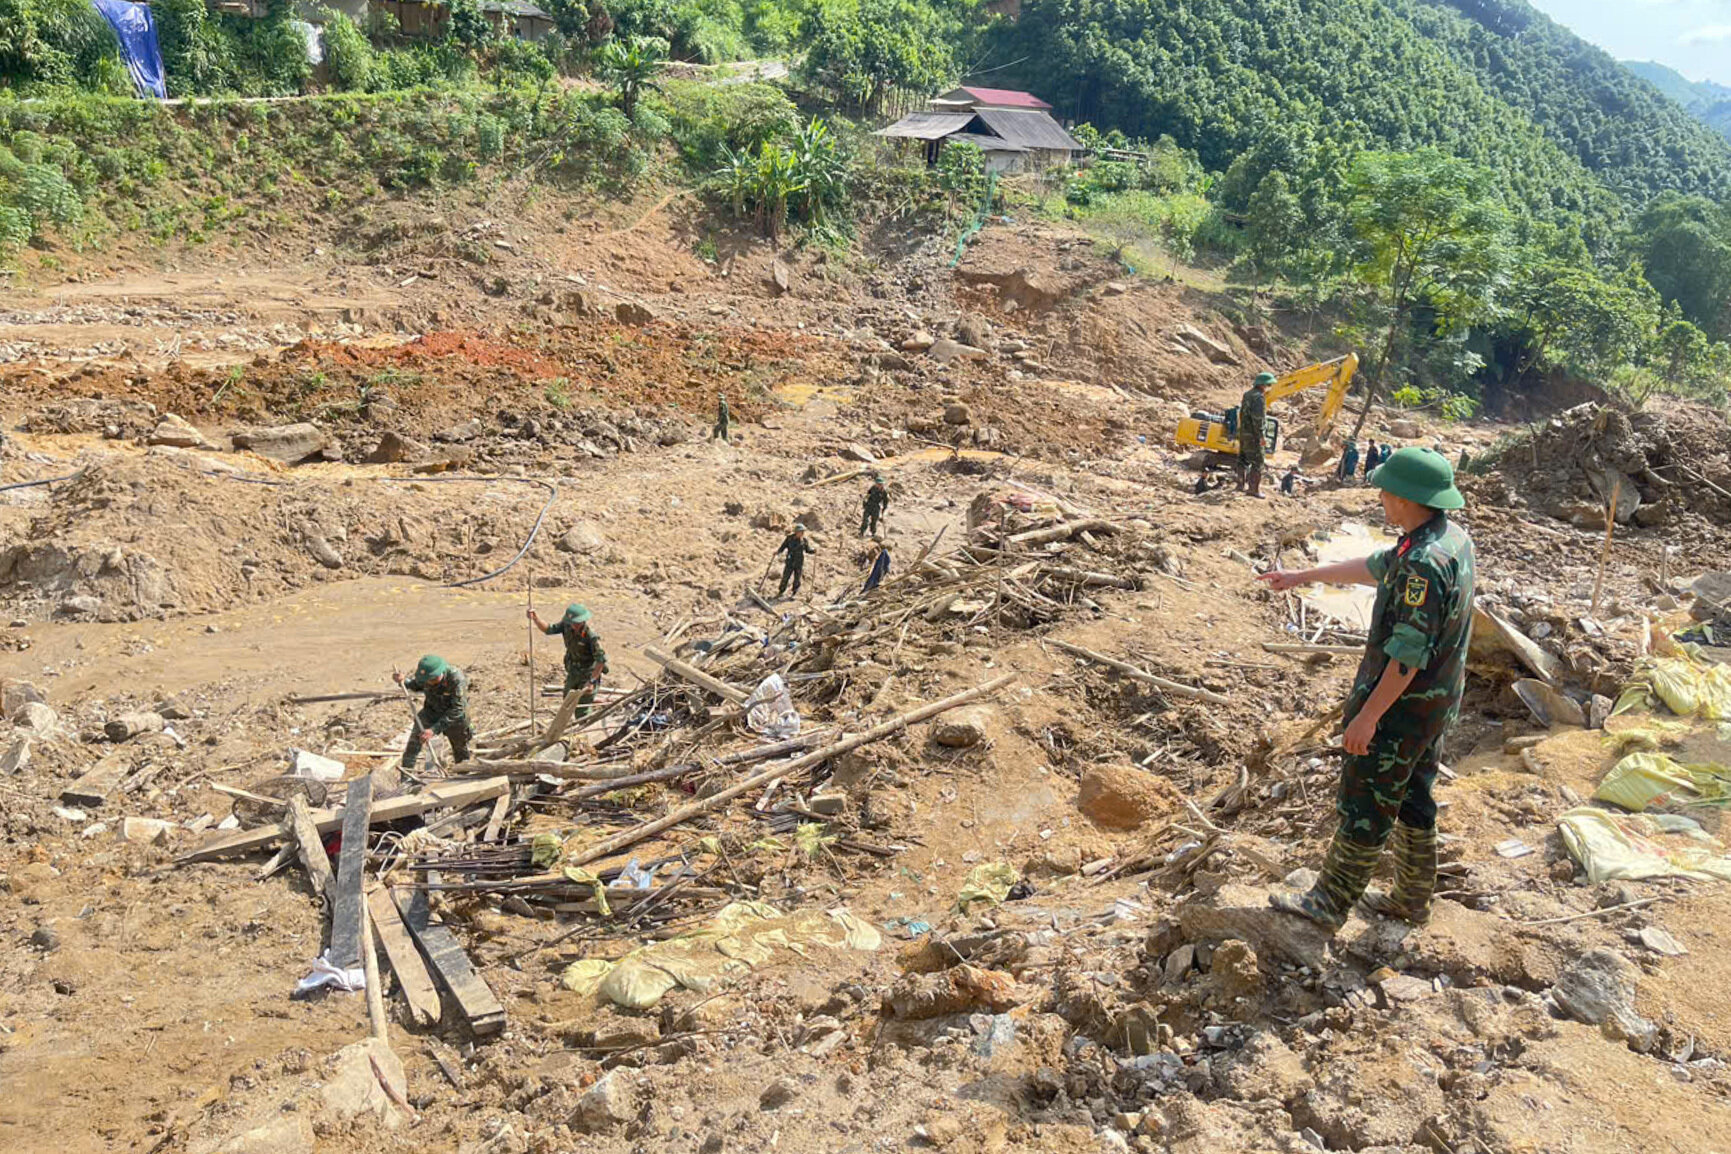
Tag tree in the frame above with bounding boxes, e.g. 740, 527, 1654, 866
596, 35, 665, 119
1631, 194, 1731, 340
800, 0, 961, 115
1243, 168, 1302, 288
1343, 149, 1509, 439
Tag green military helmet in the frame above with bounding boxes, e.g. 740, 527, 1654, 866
1253, 372, 1277, 388
414, 654, 449, 681
563, 603, 592, 625
1371, 447, 1465, 511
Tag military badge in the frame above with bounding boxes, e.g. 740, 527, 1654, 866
1403, 575, 1429, 607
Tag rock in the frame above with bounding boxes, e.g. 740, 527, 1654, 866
1, 736, 31, 774
290, 748, 346, 782
795, 508, 825, 531
1097, 1129, 1131, 1153
590, 1017, 660, 1051
971, 1012, 1017, 1058
213, 1115, 315, 1154
928, 338, 988, 365
1589, 467, 1642, 524
569, 1072, 634, 1133
1550, 948, 1656, 1052
901, 330, 936, 352
1177, 883, 1336, 970
759, 1078, 799, 1110
30, 923, 59, 952
147, 413, 206, 448
14, 701, 57, 733
1101, 281, 1128, 296
233, 422, 328, 464
1216, 1033, 1310, 1104
2, 681, 45, 717
367, 431, 428, 464
1637, 926, 1687, 956
60, 593, 103, 616
1587, 694, 1614, 729
320, 1037, 406, 1127
933, 706, 991, 748
884, 964, 1020, 1020
1077, 765, 1182, 829
1511, 679, 1585, 729
1211, 939, 1264, 1002
943, 403, 974, 426
615, 301, 655, 325
437, 418, 483, 443
838, 442, 877, 464
299, 530, 341, 570
1175, 325, 1239, 365
105, 711, 166, 742
956, 314, 990, 348
557, 522, 606, 554
118, 817, 175, 843
770, 258, 791, 296
1386, 418, 1424, 439
1162, 943, 1196, 985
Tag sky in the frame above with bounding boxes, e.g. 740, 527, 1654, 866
1528, 0, 1731, 86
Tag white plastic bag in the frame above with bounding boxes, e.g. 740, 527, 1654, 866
745, 673, 801, 739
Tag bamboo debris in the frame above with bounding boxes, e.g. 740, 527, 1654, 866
1049, 640, 1231, 705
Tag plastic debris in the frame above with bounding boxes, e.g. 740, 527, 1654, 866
954, 861, 1020, 913
1594, 751, 1731, 812
745, 673, 801, 739
1612, 654, 1731, 721
1557, 806, 1731, 882
295, 951, 365, 996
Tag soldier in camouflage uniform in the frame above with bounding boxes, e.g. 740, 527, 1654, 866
395, 654, 473, 768
1256, 448, 1476, 928
1236, 371, 1274, 498
860, 474, 889, 536
712, 393, 730, 442
528, 603, 610, 720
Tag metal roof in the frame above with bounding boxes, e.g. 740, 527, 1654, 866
971, 108, 1083, 152
937, 86, 1053, 110
874, 112, 976, 141
945, 133, 1027, 152
481, 0, 550, 16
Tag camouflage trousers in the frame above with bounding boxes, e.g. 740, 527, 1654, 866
564, 666, 600, 719
1336, 720, 1446, 845
402, 712, 472, 768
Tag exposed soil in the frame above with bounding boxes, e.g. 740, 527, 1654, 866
4, 192, 1731, 1154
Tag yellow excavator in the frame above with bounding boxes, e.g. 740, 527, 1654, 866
1174, 353, 1359, 463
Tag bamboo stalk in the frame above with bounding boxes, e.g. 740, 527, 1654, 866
1050, 640, 1230, 705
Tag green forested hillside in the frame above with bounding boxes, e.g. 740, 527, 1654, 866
1623, 60, 1731, 144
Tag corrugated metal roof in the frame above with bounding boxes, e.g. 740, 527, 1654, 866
971, 108, 1083, 152
875, 112, 976, 141
946, 133, 1027, 152
937, 86, 1053, 110
481, 0, 550, 16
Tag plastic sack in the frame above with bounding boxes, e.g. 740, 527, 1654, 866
955, 861, 1020, 913
1557, 806, 1731, 883
1613, 654, 1731, 720
746, 673, 801, 739
295, 950, 365, 995
1595, 751, 1731, 812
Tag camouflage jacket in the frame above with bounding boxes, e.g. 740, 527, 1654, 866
1238, 388, 1267, 437
406, 667, 470, 733
549, 621, 608, 678
776, 534, 815, 566
1347, 514, 1476, 737
864, 482, 889, 513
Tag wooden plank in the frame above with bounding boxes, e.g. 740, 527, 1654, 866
643, 645, 751, 704
180, 776, 509, 862
285, 795, 336, 905
61, 752, 128, 808
328, 775, 374, 968
395, 879, 505, 1037
368, 885, 441, 1028
482, 793, 510, 843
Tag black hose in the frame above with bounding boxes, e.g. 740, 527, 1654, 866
0, 471, 80, 493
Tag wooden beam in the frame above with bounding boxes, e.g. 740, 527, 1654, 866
367, 885, 441, 1029
1261, 642, 1364, 656
643, 645, 751, 704
180, 777, 509, 862
1006, 518, 1116, 547
1050, 640, 1231, 705
285, 794, 336, 905
482, 793, 510, 843
396, 879, 505, 1037
329, 775, 374, 969
61, 753, 128, 808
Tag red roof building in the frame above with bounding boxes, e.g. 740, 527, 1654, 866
929, 86, 1054, 111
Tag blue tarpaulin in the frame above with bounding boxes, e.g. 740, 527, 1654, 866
91, 0, 167, 99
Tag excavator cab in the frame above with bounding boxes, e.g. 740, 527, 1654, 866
1178, 408, 1281, 457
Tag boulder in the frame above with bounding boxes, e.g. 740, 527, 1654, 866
436, 418, 483, 443
147, 413, 206, 449
320, 1037, 406, 1127
1210, 939, 1265, 1002
305, 534, 344, 571
14, 701, 59, 732
1175, 325, 1239, 365
367, 431, 429, 464
928, 338, 989, 365
769, 258, 791, 296
1588, 467, 1642, 524
1, 736, 31, 774
233, 423, 328, 464
615, 301, 655, 325
1077, 765, 1181, 829
956, 314, 990, 348
2, 681, 46, 717
1215, 1033, 1310, 1104
901, 330, 937, 352
105, 711, 165, 742
1550, 948, 1656, 1052
213, 1115, 315, 1154
838, 442, 877, 464
933, 706, 992, 748
569, 1072, 634, 1133
557, 522, 606, 554
1386, 419, 1424, 439
943, 403, 974, 427
759, 1078, 798, 1111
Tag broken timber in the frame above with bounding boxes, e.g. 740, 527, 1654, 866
61, 752, 128, 808
1050, 640, 1230, 705
285, 794, 336, 904
367, 885, 441, 1028
1005, 518, 1117, 548
396, 878, 505, 1036
1262, 642, 1363, 656
329, 775, 374, 969
180, 776, 509, 861
643, 645, 751, 704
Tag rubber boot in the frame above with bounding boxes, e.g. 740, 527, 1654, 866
1270, 829, 1384, 930
1247, 466, 1265, 499
1359, 822, 1437, 924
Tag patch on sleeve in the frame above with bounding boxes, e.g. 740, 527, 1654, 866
1403, 575, 1430, 608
